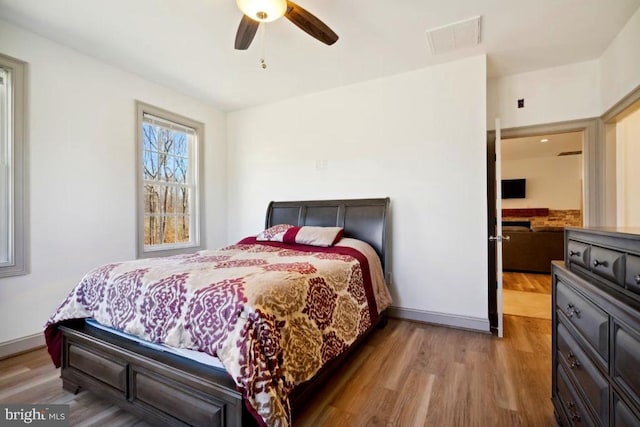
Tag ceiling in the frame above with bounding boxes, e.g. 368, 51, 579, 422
1, 0, 639, 111
502, 131, 583, 161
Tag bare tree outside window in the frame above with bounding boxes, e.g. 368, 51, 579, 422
136, 102, 203, 258
143, 124, 191, 245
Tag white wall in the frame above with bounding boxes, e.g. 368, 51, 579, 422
618, 107, 640, 226
227, 55, 489, 327
502, 156, 582, 210
487, 60, 601, 130
600, 8, 640, 113
0, 20, 228, 344
489, 7, 640, 129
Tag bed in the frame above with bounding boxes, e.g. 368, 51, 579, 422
44, 198, 391, 427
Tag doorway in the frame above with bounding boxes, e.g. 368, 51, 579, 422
500, 131, 584, 321
487, 119, 598, 333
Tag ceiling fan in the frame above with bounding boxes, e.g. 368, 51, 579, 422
234, 0, 339, 50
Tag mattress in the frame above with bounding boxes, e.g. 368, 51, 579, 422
86, 318, 226, 370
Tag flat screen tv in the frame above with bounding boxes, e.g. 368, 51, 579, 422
502, 178, 526, 199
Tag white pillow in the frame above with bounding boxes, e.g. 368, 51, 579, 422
256, 225, 344, 247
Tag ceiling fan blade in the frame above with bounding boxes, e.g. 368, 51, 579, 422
284, 1, 338, 46
235, 15, 259, 50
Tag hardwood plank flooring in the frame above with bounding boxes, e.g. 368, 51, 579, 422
503, 290, 551, 319
503, 272, 551, 294
0, 316, 554, 427
503, 272, 552, 320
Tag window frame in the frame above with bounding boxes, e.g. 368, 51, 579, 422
135, 101, 204, 258
0, 53, 27, 278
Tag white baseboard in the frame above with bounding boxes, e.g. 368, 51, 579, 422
387, 306, 491, 333
0, 332, 46, 360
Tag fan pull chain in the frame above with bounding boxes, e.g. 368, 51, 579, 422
259, 23, 267, 69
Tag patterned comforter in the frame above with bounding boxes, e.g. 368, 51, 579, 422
45, 237, 391, 427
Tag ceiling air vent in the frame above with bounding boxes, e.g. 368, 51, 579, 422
557, 150, 583, 156
425, 16, 482, 55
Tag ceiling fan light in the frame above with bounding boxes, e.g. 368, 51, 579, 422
236, 0, 287, 23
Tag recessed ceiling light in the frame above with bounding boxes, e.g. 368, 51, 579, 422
540, 138, 550, 143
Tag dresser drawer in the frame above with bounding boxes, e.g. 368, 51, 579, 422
590, 246, 625, 285
613, 394, 640, 427
131, 367, 226, 427
557, 365, 598, 427
625, 254, 640, 295
557, 280, 609, 362
67, 343, 127, 392
568, 240, 591, 269
557, 322, 609, 425
613, 323, 640, 408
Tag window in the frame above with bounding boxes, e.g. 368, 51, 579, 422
136, 102, 204, 258
0, 54, 26, 278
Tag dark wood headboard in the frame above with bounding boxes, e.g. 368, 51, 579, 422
265, 198, 390, 274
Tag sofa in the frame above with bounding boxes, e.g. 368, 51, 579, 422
502, 226, 564, 274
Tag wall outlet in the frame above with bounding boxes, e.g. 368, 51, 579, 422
517, 98, 525, 108
315, 159, 328, 170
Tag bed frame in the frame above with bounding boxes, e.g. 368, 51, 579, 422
58, 197, 390, 427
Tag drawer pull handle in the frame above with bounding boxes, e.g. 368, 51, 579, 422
567, 351, 581, 369
566, 303, 581, 318
635, 274, 640, 285
593, 259, 607, 268
569, 250, 580, 257
565, 402, 581, 422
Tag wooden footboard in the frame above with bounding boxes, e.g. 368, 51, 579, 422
59, 320, 253, 427
58, 311, 387, 427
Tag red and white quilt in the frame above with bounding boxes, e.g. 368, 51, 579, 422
45, 237, 391, 427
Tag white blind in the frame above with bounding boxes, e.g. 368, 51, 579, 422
0, 67, 8, 166
142, 113, 196, 135
0, 67, 12, 265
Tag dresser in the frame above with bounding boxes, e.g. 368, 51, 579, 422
552, 227, 640, 427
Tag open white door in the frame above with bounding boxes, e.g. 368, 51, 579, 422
492, 118, 505, 337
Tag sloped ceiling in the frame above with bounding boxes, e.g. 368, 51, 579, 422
1, 0, 639, 111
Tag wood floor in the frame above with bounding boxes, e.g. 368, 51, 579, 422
503, 272, 552, 320
503, 272, 552, 294
0, 315, 554, 427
